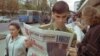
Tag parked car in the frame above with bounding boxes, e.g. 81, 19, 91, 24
0, 16, 11, 23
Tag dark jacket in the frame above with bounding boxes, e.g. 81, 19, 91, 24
78, 24, 100, 56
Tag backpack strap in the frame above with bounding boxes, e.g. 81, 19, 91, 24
5, 34, 10, 56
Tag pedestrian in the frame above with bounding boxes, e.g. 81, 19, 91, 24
5, 22, 27, 56
77, 6, 100, 56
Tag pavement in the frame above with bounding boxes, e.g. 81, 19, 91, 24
0, 21, 11, 56
0, 39, 6, 56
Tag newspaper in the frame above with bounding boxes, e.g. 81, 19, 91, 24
23, 23, 74, 56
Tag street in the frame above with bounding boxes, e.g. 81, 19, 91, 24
0, 39, 6, 56
0, 23, 9, 32
0, 21, 10, 56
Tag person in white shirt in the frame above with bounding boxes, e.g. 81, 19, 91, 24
66, 22, 85, 43
6, 22, 27, 56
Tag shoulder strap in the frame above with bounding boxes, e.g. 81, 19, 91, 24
5, 34, 10, 56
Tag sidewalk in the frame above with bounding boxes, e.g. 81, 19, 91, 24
0, 39, 6, 56
0, 31, 9, 56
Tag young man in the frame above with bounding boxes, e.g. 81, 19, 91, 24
25, 1, 77, 56
40, 1, 77, 56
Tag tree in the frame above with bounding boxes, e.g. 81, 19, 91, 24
7, 0, 19, 16
0, 0, 19, 16
38, 0, 50, 12
22, 0, 50, 11
24, 2, 34, 10
0, 0, 7, 15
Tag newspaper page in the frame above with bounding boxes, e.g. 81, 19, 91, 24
23, 23, 74, 56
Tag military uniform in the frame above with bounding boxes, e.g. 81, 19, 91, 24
40, 23, 77, 56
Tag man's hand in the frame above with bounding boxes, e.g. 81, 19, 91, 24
68, 47, 77, 56
24, 39, 36, 48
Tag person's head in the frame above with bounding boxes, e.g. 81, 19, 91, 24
71, 13, 78, 22
52, 1, 70, 26
9, 22, 22, 37
82, 6, 100, 25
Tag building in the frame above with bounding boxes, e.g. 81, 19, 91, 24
79, 0, 100, 13
74, 1, 80, 12
48, 0, 57, 7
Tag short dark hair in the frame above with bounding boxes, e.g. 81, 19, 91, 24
52, 1, 69, 14
82, 6, 100, 25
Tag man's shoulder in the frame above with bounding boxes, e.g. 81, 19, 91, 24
39, 23, 51, 29
66, 27, 74, 33
66, 27, 77, 38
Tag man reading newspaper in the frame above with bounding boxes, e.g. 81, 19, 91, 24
25, 1, 77, 56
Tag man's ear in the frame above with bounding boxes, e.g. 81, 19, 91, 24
51, 12, 54, 17
67, 12, 71, 17
67, 13, 71, 19
51, 12, 55, 22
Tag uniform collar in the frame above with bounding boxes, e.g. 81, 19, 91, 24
51, 23, 68, 31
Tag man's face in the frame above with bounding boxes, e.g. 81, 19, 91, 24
52, 12, 69, 25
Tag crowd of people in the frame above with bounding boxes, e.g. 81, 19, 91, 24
5, 1, 100, 56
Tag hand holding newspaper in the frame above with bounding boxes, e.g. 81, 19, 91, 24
23, 23, 74, 56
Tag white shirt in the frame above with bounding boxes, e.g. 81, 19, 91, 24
6, 34, 27, 56
66, 22, 85, 43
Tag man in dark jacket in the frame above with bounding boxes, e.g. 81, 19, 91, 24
77, 6, 100, 56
